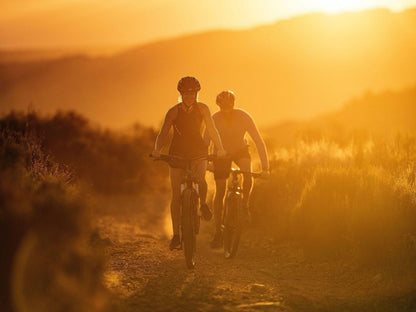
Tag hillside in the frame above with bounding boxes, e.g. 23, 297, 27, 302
1, 8, 416, 128
264, 86, 416, 146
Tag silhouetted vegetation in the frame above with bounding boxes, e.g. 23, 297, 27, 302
0, 110, 162, 194
0, 120, 107, 311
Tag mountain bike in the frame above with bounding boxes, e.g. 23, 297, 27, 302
150, 154, 209, 269
222, 168, 261, 259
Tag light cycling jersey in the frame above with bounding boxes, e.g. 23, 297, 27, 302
205, 108, 268, 170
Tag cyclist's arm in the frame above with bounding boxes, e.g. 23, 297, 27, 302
198, 103, 226, 155
154, 106, 176, 153
245, 112, 269, 171
202, 127, 211, 146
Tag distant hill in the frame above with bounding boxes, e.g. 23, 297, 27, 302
264, 86, 416, 145
1, 8, 416, 128
324, 87, 416, 132
0, 50, 72, 64
0, 47, 123, 64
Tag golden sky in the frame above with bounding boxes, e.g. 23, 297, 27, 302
1, 0, 416, 49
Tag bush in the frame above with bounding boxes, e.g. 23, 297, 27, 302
292, 166, 416, 263
250, 159, 311, 240
0, 125, 106, 312
0, 111, 162, 195
251, 137, 416, 267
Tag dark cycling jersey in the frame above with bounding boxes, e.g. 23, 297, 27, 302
169, 103, 208, 158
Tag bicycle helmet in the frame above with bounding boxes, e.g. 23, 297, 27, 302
216, 90, 235, 107
177, 76, 201, 93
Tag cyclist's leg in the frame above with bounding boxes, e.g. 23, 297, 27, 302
169, 167, 183, 236
191, 159, 213, 220
211, 157, 231, 246
214, 179, 226, 231
192, 159, 207, 204
235, 157, 252, 209
213, 156, 231, 228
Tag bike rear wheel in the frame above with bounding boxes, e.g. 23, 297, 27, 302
223, 192, 243, 259
181, 188, 198, 269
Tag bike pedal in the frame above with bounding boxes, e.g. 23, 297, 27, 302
170, 245, 182, 251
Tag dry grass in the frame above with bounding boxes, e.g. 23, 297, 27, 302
252, 137, 416, 266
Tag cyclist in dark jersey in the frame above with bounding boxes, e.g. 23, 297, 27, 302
204, 90, 269, 248
152, 77, 226, 250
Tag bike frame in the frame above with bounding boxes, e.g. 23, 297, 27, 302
227, 168, 243, 195
180, 165, 200, 196
151, 154, 207, 269
222, 167, 260, 259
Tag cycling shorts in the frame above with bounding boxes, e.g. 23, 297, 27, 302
213, 147, 251, 180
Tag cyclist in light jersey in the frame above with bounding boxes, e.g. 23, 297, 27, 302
152, 77, 226, 250
204, 90, 269, 248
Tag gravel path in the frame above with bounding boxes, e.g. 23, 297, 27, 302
95, 197, 416, 312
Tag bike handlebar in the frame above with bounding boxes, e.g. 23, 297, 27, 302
149, 153, 216, 161
233, 169, 262, 178
206, 167, 263, 178
150, 154, 265, 178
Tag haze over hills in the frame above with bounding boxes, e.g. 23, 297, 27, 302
264, 86, 416, 146
1, 8, 416, 128
0, 46, 126, 64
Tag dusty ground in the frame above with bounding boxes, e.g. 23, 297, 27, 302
94, 195, 416, 312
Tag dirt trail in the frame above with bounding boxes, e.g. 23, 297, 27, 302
95, 202, 416, 312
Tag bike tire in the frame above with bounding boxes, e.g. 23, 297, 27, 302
181, 188, 198, 269
223, 192, 243, 259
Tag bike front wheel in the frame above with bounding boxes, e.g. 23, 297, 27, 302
223, 192, 243, 259
181, 188, 198, 269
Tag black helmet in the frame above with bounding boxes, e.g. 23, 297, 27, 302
216, 90, 235, 107
177, 76, 201, 93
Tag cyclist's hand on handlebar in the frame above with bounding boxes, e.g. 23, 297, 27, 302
260, 169, 270, 178
217, 149, 228, 158
206, 162, 214, 172
151, 150, 161, 158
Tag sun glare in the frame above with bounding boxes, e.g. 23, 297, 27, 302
310, 0, 380, 13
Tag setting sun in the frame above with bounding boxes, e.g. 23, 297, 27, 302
312, 0, 365, 13
1, 0, 416, 311
268, 0, 414, 15
304, 0, 371, 13
1, 0, 416, 49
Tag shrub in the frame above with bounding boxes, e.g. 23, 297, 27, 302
0, 111, 162, 195
292, 166, 416, 263
0, 125, 106, 312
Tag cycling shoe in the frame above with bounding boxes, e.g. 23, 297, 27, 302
169, 234, 181, 250
200, 203, 212, 221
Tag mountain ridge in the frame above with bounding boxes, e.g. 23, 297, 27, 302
263, 85, 416, 146
1, 8, 416, 128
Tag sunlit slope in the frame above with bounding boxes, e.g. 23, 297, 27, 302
1, 8, 415, 128
325, 87, 416, 132
264, 86, 416, 144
